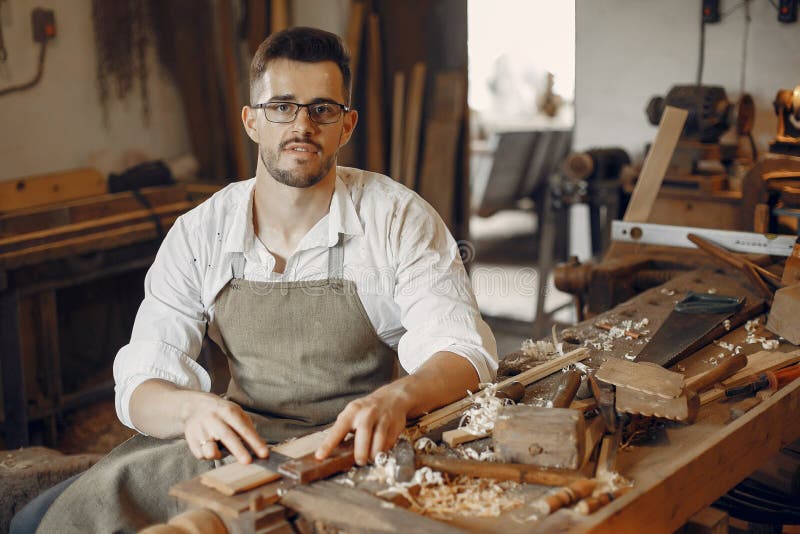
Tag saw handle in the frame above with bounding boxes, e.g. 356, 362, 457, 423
685, 353, 748, 393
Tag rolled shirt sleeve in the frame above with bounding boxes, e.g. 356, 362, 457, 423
392, 194, 499, 383
113, 216, 212, 431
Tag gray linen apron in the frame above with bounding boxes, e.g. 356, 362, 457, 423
38, 235, 397, 533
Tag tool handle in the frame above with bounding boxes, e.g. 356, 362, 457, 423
773, 363, 800, 387
496, 381, 526, 403
686, 353, 748, 393
551, 370, 582, 408
415, 454, 582, 487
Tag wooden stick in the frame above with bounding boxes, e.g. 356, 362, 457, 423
538, 479, 597, 515
699, 350, 800, 405
623, 106, 688, 223
576, 486, 632, 515
415, 455, 585, 487
390, 71, 405, 180
594, 321, 640, 339
687, 233, 782, 284
414, 347, 589, 432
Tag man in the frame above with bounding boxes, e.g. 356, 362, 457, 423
23, 27, 497, 533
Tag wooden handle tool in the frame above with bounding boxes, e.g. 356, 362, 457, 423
551, 370, 582, 408
533, 478, 597, 517
576, 486, 632, 515
685, 353, 748, 393
415, 454, 583, 486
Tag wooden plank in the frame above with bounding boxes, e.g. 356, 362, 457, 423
0, 201, 194, 253
401, 62, 427, 190
280, 480, 465, 533
201, 462, 281, 496
364, 13, 386, 174
390, 71, 405, 180
623, 106, 689, 223
0, 216, 181, 270
345, 0, 366, 94
418, 71, 465, 227
0, 168, 106, 212
0, 184, 197, 237
218, 0, 250, 181
441, 427, 487, 447
595, 358, 684, 399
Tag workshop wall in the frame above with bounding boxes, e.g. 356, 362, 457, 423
574, 0, 800, 158
0, 0, 190, 182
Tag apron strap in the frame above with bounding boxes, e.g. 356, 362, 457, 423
231, 254, 246, 280
327, 233, 344, 279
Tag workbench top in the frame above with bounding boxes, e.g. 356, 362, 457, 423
169, 267, 800, 533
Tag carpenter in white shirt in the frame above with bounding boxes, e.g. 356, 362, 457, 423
113, 166, 499, 431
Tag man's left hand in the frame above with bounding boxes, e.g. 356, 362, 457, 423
315, 386, 411, 465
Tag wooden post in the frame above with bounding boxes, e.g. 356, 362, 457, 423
364, 14, 386, 174
390, 71, 405, 180
401, 62, 427, 191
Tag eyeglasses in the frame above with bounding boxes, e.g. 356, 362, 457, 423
251, 101, 350, 124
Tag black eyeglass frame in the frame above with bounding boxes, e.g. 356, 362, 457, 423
251, 101, 351, 124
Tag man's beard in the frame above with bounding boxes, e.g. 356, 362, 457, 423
260, 141, 336, 188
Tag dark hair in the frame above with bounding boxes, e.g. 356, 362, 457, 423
249, 27, 351, 105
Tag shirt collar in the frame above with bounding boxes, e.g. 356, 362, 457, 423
221, 173, 364, 255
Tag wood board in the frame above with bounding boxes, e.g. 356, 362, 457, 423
623, 106, 688, 223
0, 168, 106, 212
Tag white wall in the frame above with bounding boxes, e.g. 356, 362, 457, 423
0, 0, 189, 182
575, 0, 800, 159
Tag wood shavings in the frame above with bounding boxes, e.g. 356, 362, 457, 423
521, 339, 559, 361
723, 319, 731, 331
707, 288, 717, 294
585, 316, 651, 352
660, 288, 675, 296
414, 437, 444, 455
458, 383, 510, 436
742, 318, 779, 349
412, 475, 523, 520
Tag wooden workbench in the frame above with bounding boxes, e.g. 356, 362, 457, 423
166, 267, 799, 533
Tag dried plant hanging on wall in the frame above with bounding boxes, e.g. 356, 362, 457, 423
92, 0, 152, 124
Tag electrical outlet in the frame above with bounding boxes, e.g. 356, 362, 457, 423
778, 0, 798, 22
702, 0, 721, 23
31, 7, 55, 42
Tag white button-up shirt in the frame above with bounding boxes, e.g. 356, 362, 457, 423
113, 167, 499, 431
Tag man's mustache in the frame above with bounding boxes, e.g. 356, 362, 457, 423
280, 138, 323, 151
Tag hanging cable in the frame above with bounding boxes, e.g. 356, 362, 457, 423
696, 18, 706, 85
739, 0, 751, 94
0, 40, 47, 96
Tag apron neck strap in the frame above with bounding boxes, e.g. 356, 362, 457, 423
230, 234, 344, 280
327, 233, 344, 279
231, 254, 246, 279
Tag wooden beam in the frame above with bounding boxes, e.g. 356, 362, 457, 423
390, 71, 405, 180
0, 168, 106, 213
364, 13, 386, 174
418, 71, 465, 229
218, 0, 251, 181
401, 62, 427, 190
623, 106, 688, 223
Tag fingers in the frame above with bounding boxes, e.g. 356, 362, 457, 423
315, 409, 354, 460
184, 401, 267, 463
217, 404, 268, 459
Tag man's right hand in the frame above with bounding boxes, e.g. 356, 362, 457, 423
183, 394, 269, 463
129, 379, 268, 464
